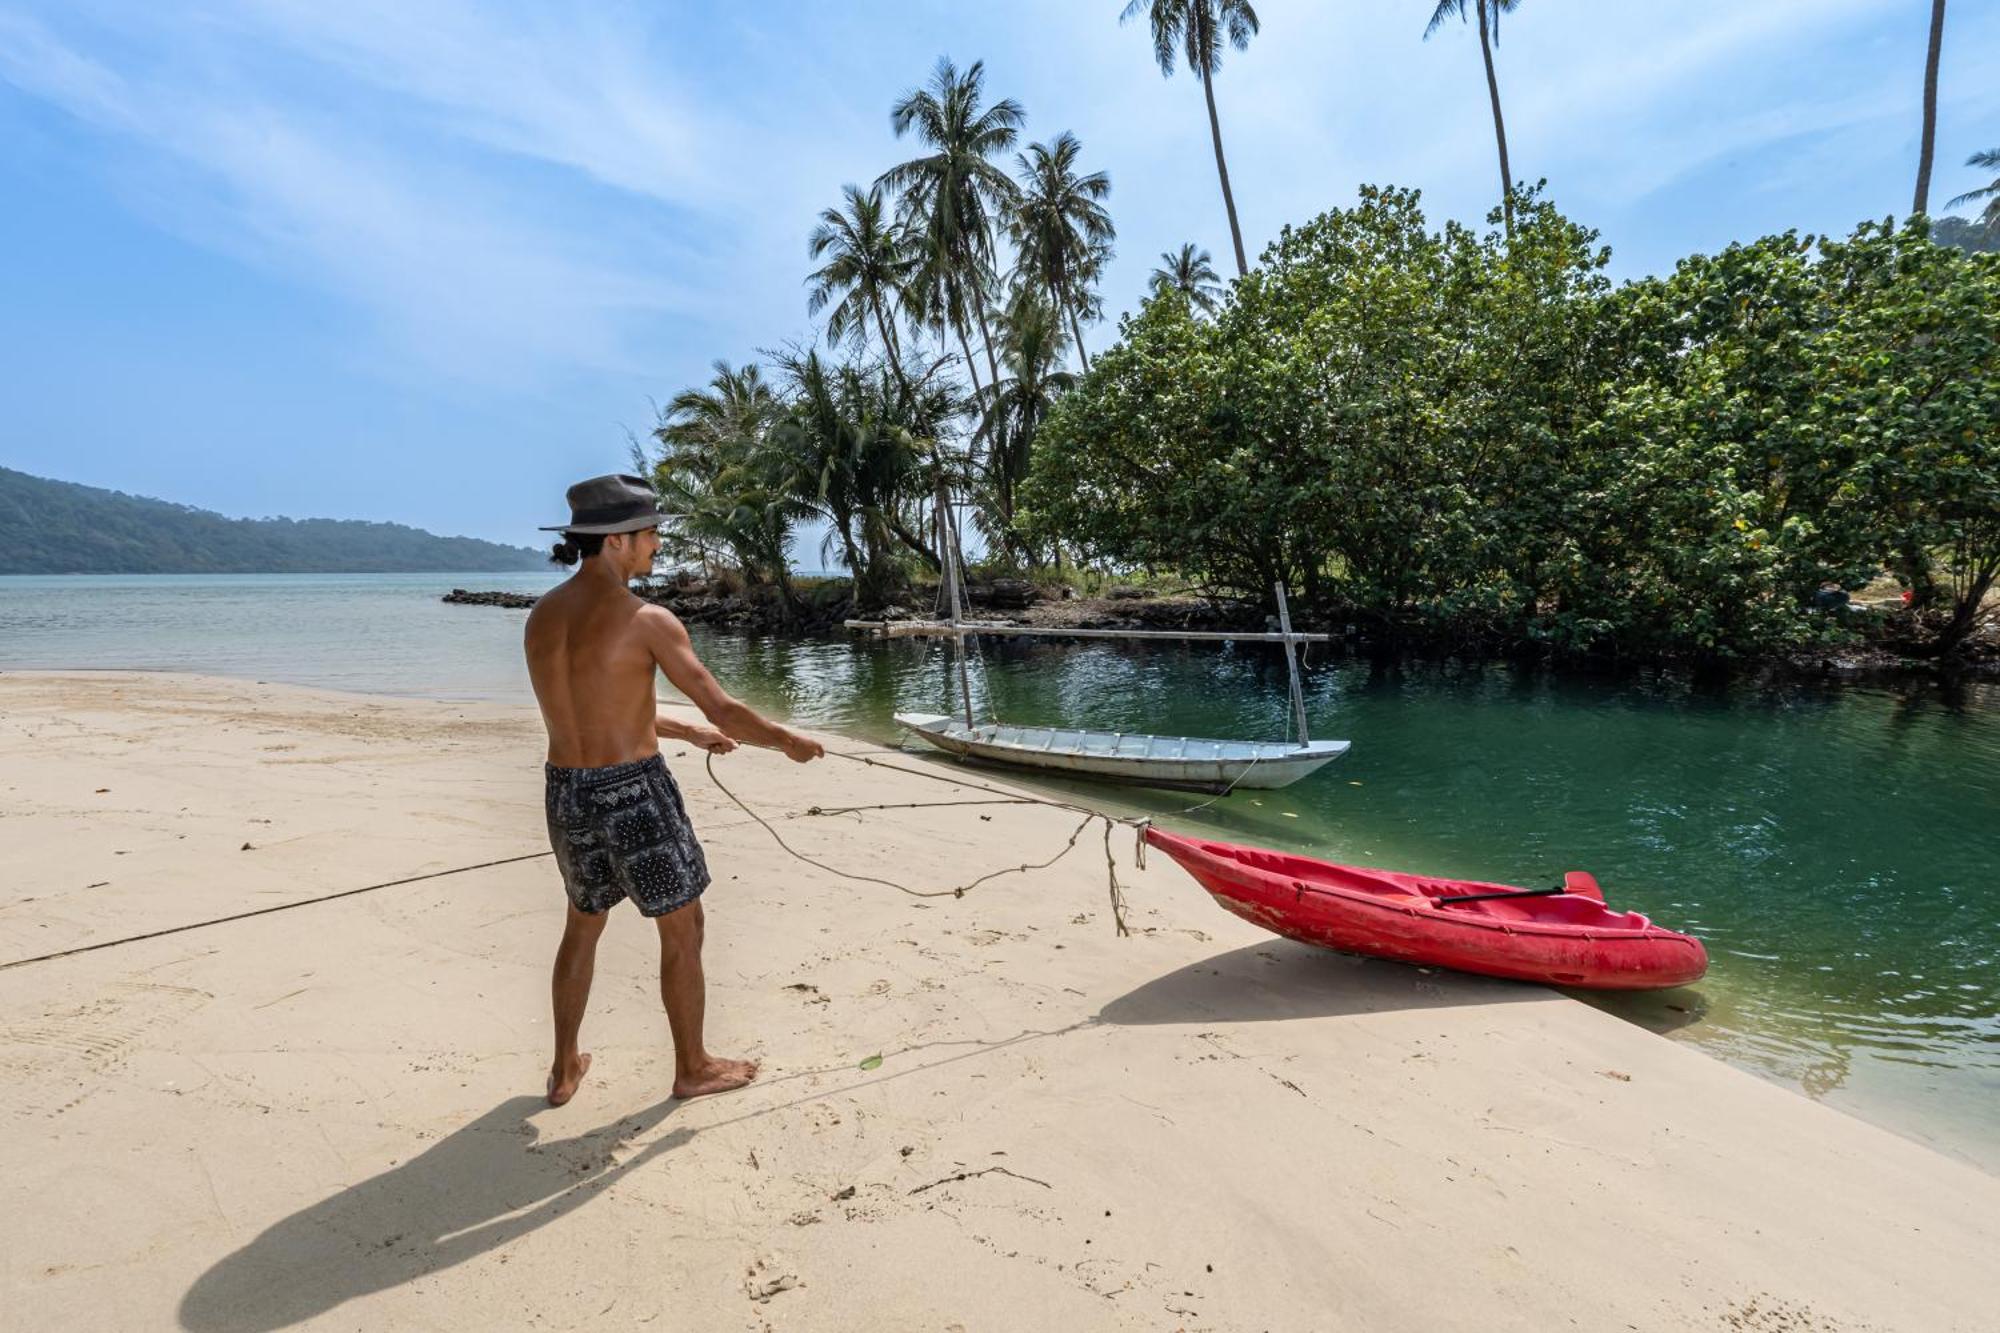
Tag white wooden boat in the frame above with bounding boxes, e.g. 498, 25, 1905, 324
894, 712, 1350, 793
869, 480, 1350, 795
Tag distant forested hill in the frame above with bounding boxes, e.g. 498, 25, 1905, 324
1934, 216, 1999, 254
0, 467, 548, 574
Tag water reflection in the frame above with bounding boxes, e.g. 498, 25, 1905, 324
686, 628, 2000, 1169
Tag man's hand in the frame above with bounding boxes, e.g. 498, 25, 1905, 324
685, 723, 737, 756
780, 730, 825, 764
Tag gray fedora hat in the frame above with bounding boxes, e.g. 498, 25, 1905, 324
540, 473, 667, 535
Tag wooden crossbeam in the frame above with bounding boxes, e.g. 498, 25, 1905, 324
843, 620, 1331, 645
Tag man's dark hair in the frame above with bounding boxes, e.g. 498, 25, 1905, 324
548, 531, 608, 567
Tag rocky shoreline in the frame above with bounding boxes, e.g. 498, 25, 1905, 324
441, 580, 1997, 684
441, 588, 539, 609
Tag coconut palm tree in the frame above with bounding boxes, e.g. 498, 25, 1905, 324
978, 289, 1076, 541
1148, 242, 1223, 313
880, 57, 1023, 400
1946, 148, 2000, 232
651, 361, 808, 615
769, 348, 955, 607
655, 361, 778, 488
807, 184, 919, 366
1120, 0, 1260, 277
1914, 0, 1949, 215
1425, 0, 1521, 234
1009, 131, 1114, 372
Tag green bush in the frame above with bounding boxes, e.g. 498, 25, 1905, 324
1025, 194, 1999, 661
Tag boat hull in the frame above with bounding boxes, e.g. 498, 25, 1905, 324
1144, 827, 1706, 991
893, 714, 1349, 793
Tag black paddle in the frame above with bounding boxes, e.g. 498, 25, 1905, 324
1434, 884, 1569, 907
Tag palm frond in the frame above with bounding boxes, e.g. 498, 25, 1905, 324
1945, 148, 2000, 213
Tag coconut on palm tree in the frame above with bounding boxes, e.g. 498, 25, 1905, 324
1009, 131, 1114, 372
1425, 0, 1521, 233
807, 184, 919, 367
880, 57, 1024, 400
1120, 0, 1260, 277
1914, 0, 1949, 215
1946, 149, 2000, 233
1149, 242, 1223, 313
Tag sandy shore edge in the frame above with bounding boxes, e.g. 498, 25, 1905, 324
3, 670, 1997, 1332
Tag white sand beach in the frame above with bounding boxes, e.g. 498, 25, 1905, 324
3, 670, 1997, 1332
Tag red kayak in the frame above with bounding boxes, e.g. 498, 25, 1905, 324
1144, 827, 1707, 991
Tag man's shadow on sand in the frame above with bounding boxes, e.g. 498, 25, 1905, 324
175, 1024, 1082, 1333
177, 1093, 690, 1332
181, 945, 1703, 1330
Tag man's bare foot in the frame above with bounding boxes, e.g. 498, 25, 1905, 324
547, 1052, 591, 1106
672, 1056, 758, 1100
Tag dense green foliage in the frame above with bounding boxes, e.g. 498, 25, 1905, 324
1023, 191, 2000, 660
650, 355, 961, 616
0, 466, 546, 574
648, 24, 1996, 666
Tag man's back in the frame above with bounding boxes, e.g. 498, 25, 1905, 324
527, 472, 822, 1108
525, 577, 661, 768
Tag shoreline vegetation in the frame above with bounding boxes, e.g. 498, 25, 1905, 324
444, 570, 2000, 684
619, 10, 1998, 683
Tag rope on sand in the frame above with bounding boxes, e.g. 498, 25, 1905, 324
0, 741, 1246, 969
697, 743, 1274, 939
703, 751, 1133, 935
0, 850, 554, 973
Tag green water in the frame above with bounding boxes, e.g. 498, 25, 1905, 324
4, 575, 1995, 1172
686, 631, 2000, 1173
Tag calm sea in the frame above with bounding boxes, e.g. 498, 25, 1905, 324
3, 572, 1996, 1173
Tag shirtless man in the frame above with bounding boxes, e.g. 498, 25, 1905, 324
525, 474, 823, 1107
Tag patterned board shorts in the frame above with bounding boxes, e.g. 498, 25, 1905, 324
545, 754, 710, 917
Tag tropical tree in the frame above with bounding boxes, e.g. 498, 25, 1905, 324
880, 58, 1023, 400
768, 348, 957, 609
1149, 242, 1224, 313
1913, 0, 1948, 215
1946, 148, 2000, 232
1120, 0, 1260, 277
1425, 0, 1521, 234
651, 361, 808, 617
978, 289, 1076, 542
1820, 221, 2000, 658
1009, 131, 1114, 372
806, 184, 919, 367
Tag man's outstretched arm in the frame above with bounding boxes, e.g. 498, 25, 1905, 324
656, 712, 736, 754
639, 606, 823, 762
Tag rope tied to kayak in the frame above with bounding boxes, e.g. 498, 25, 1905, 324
702, 749, 1142, 935
699, 740, 1264, 935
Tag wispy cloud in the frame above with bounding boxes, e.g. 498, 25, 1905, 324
217, 1, 720, 207
0, 3, 725, 383
2, 0, 1994, 398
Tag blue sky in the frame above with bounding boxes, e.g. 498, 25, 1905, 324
2, 1, 1996, 547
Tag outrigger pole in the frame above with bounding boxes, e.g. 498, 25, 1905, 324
1274, 582, 1310, 748
934, 473, 975, 730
